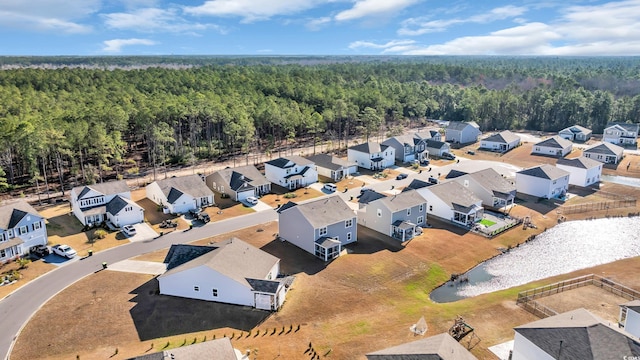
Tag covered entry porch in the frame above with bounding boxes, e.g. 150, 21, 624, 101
314, 237, 341, 261
391, 220, 417, 242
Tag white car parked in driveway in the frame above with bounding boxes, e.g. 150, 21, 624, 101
51, 244, 77, 259
122, 225, 137, 237
246, 196, 259, 206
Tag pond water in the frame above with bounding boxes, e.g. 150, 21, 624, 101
430, 217, 640, 303
602, 174, 640, 188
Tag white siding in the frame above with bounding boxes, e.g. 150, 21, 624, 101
347, 149, 395, 170
532, 145, 571, 157
108, 205, 144, 227
516, 173, 569, 199
512, 332, 555, 360
417, 189, 454, 221
625, 308, 640, 338
556, 164, 602, 187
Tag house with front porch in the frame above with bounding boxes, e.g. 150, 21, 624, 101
531, 136, 572, 157
264, 156, 318, 190
619, 300, 640, 338
479, 130, 521, 152
158, 238, 287, 311
305, 154, 357, 182
603, 122, 639, 147
559, 124, 592, 142
556, 157, 602, 187
0, 200, 48, 261
452, 168, 516, 209
205, 165, 271, 202
347, 142, 395, 170
382, 135, 427, 163
425, 140, 451, 158
516, 164, 570, 199
146, 174, 214, 214
70, 180, 144, 227
277, 195, 356, 261
416, 181, 484, 227
583, 141, 624, 164
357, 190, 427, 242
445, 121, 481, 144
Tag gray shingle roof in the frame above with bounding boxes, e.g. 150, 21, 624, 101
266, 156, 314, 168
358, 190, 388, 204
514, 308, 640, 359
556, 157, 602, 169
403, 179, 433, 191
207, 165, 270, 192
0, 200, 42, 230
162, 244, 217, 270
426, 181, 482, 209
482, 130, 520, 144
446, 121, 479, 131
414, 130, 440, 140
160, 238, 280, 290
153, 174, 213, 203
72, 180, 130, 199
281, 195, 354, 228
378, 190, 425, 212
517, 164, 570, 180
584, 142, 624, 156
426, 139, 448, 150
622, 300, 640, 313
127, 337, 237, 360
105, 195, 141, 215
535, 136, 572, 149
245, 278, 281, 294
606, 122, 640, 133
349, 142, 390, 154
366, 333, 478, 360
464, 168, 516, 195
305, 154, 356, 171
561, 125, 591, 135
445, 170, 468, 179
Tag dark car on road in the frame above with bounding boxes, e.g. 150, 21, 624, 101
396, 173, 408, 180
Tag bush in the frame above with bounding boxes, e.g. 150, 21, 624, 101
93, 229, 107, 240
283, 192, 297, 199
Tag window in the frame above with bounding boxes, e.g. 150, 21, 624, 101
212, 289, 218, 297
535, 147, 540, 151
377, 209, 382, 217
419, 204, 424, 212
286, 168, 291, 174
33, 222, 41, 231
0, 249, 5, 258
345, 219, 353, 228
19, 226, 28, 235
407, 208, 411, 216
417, 216, 424, 224
347, 232, 352, 241
194, 286, 200, 292
429, 205, 433, 212
319, 227, 327, 236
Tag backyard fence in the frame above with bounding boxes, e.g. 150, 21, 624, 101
516, 274, 640, 318
560, 199, 636, 215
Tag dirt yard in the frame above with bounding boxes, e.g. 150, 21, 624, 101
260, 186, 323, 208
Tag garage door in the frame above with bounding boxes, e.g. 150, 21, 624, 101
237, 189, 254, 201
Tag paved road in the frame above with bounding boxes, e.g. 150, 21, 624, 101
0, 210, 277, 360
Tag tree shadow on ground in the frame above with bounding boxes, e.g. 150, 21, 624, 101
129, 278, 270, 341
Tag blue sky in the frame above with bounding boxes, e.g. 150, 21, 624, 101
1, 0, 639, 56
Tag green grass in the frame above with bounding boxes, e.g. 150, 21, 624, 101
479, 219, 497, 227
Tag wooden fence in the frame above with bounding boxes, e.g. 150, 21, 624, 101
560, 199, 636, 215
516, 274, 640, 318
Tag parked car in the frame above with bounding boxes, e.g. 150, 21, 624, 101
323, 183, 337, 192
122, 224, 137, 236
51, 244, 77, 259
420, 159, 430, 166
159, 220, 178, 228
428, 176, 439, 184
29, 245, 50, 258
246, 196, 259, 205
442, 152, 456, 160
190, 209, 211, 223
396, 173, 408, 180
466, 150, 475, 155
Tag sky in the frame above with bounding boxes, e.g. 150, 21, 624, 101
1, 0, 639, 56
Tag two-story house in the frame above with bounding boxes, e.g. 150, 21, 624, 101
556, 157, 602, 187
205, 165, 271, 202
416, 181, 484, 227
452, 168, 516, 209
146, 174, 214, 214
382, 135, 427, 163
531, 136, 572, 157
414, 129, 442, 142
347, 142, 395, 171
516, 164, 570, 199
277, 195, 356, 261
357, 190, 427, 242
70, 180, 144, 227
479, 130, 521, 152
425, 140, 451, 158
445, 121, 481, 144
0, 200, 48, 261
558, 124, 592, 142
305, 154, 357, 182
603, 122, 639, 147
264, 156, 318, 190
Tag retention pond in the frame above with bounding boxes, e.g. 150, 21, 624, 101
430, 217, 640, 303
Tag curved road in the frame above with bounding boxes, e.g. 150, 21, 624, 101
0, 210, 277, 360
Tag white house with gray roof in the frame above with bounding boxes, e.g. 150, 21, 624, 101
512, 308, 640, 360
205, 165, 270, 202
559, 124, 592, 142
416, 181, 484, 227
70, 180, 144, 227
603, 122, 639, 146
532, 136, 572, 157
425, 139, 451, 158
366, 333, 478, 360
620, 300, 640, 338
445, 121, 481, 144
583, 141, 624, 164
277, 195, 356, 261
146, 174, 214, 214
305, 154, 357, 182
347, 142, 395, 170
452, 168, 516, 209
264, 156, 318, 190
0, 200, 48, 261
556, 157, 602, 187
479, 130, 521, 152
382, 135, 427, 163
357, 190, 427, 242
516, 164, 570, 199
158, 238, 286, 310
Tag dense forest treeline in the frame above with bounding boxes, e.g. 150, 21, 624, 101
1, 57, 639, 194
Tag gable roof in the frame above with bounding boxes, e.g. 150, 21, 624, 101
160, 238, 280, 290
605, 122, 640, 133
127, 337, 237, 360
207, 165, 269, 192
584, 142, 624, 156
514, 308, 640, 359
482, 130, 520, 144
445, 170, 468, 179
376, 190, 425, 212
622, 300, 640, 314
280, 195, 354, 228
266, 155, 314, 169
534, 136, 572, 149
105, 195, 141, 215
0, 200, 42, 230
305, 154, 356, 171
358, 190, 388, 204
414, 130, 440, 140
517, 164, 570, 180
463, 168, 516, 195
560, 125, 591, 135
153, 174, 213, 203
349, 142, 390, 154
162, 244, 217, 271
403, 179, 433, 191
556, 156, 602, 169
425, 181, 482, 209
72, 180, 130, 199
426, 139, 448, 150
366, 333, 478, 360
446, 121, 479, 131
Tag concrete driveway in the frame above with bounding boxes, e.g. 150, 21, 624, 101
123, 223, 158, 242
107, 259, 166, 275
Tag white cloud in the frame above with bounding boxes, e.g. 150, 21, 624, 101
103, 7, 224, 34
0, 0, 98, 33
335, 0, 420, 22
184, 0, 325, 22
349, 39, 416, 49
399, 5, 527, 36
306, 16, 332, 31
102, 38, 157, 53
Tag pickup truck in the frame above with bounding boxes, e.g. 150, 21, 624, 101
51, 244, 77, 259
190, 209, 211, 224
